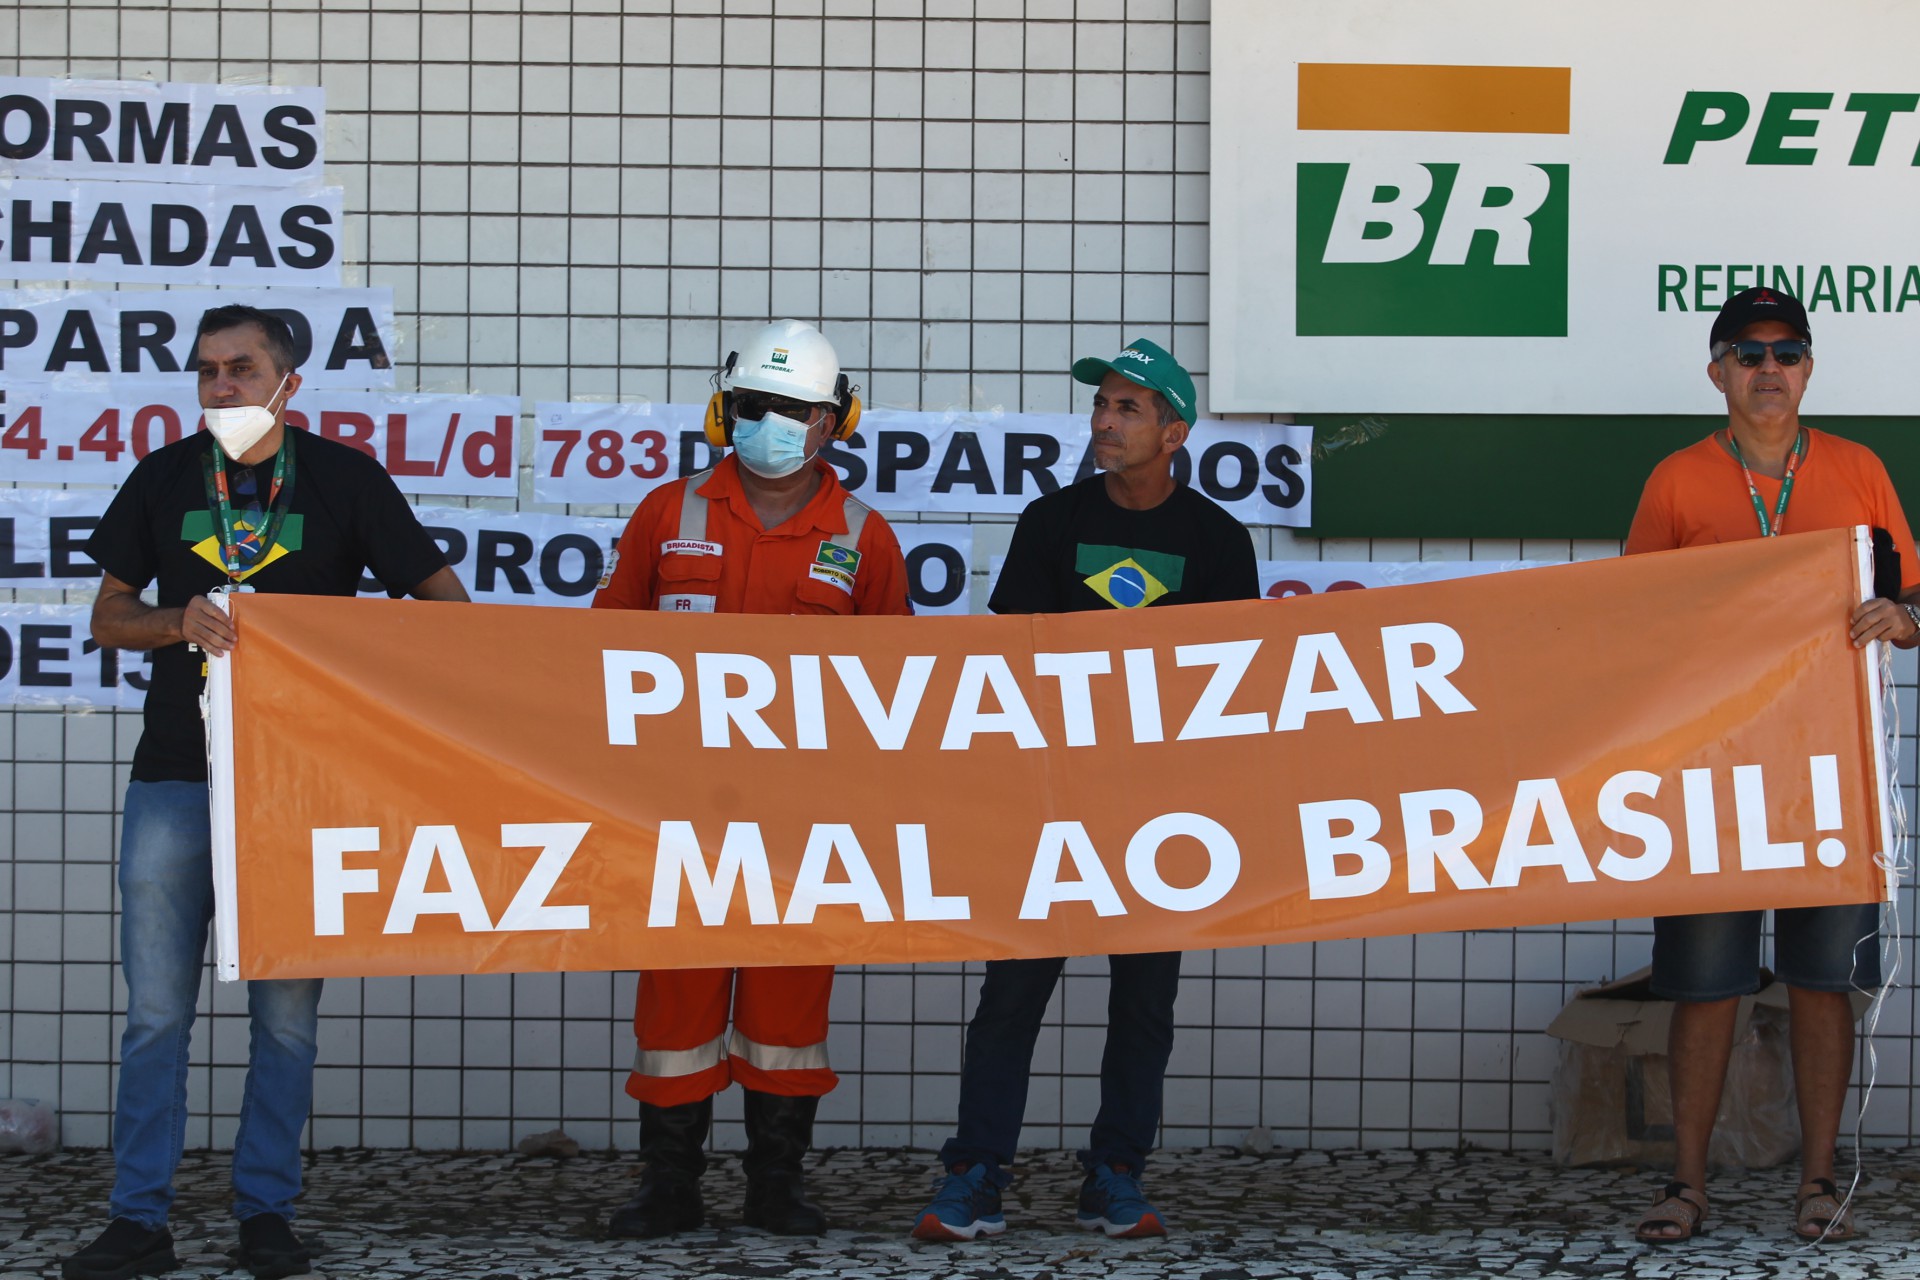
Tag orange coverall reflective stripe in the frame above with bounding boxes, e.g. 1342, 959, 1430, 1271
592, 454, 912, 1103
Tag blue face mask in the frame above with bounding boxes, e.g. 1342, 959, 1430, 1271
731, 411, 815, 479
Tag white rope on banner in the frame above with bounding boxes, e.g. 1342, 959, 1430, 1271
1821, 639, 1910, 1245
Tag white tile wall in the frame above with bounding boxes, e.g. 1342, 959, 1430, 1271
5, 0, 1917, 1162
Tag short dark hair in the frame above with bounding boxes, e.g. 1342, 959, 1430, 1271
196, 305, 299, 374
1153, 389, 1181, 427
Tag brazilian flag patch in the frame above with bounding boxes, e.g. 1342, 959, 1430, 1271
816, 541, 862, 575
1076, 544, 1185, 610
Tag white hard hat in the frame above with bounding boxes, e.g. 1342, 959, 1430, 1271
723, 319, 842, 405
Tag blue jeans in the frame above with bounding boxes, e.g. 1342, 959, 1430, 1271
938, 952, 1181, 1184
112, 781, 323, 1228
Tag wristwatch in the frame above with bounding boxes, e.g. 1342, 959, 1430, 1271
1904, 603, 1920, 636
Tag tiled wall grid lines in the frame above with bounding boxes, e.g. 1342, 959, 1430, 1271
4, 3, 1918, 1155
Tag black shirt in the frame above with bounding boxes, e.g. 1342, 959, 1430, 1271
990, 476, 1260, 615
87, 427, 448, 782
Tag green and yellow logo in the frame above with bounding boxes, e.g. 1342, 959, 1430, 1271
1294, 63, 1571, 337
1076, 544, 1184, 610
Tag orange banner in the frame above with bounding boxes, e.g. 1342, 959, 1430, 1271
209, 527, 1893, 981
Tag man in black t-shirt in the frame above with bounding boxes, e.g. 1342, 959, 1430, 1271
66, 307, 466, 1280
911, 340, 1258, 1244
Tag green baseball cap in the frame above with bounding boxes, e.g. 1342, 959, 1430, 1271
1071, 338, 1198, 427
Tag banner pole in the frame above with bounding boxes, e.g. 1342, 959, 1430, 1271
202, 592, 243, 982
1856, 526, 1899, 903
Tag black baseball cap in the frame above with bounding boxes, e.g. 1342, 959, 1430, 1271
1710, 287, 1811, 349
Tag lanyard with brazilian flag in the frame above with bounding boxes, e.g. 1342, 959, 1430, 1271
200, 433, 297, 586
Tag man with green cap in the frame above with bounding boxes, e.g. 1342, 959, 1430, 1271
908, 339, 1258, 1243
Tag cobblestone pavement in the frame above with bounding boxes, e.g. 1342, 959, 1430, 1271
5, 1146, 1920, 1279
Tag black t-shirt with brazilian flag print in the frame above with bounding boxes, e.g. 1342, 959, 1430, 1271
87, 426, 449, 783
989, 474, 1260, 615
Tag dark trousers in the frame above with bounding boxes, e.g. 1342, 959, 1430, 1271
937, 952, 1181, 1182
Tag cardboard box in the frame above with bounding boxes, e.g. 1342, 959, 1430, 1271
1544, 967, 1857, 1170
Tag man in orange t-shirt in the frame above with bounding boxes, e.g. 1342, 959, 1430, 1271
1625, 287, 1920, 1245
593, 320, 910, 1240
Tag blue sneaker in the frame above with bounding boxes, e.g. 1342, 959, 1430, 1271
1076, 1163, 1166, 1238
910, 1163, 1006, 1241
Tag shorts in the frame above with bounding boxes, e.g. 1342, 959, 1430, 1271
1649, 903, 1882, 1002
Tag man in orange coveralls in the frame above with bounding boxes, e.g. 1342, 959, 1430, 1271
593, 319, 911, 1237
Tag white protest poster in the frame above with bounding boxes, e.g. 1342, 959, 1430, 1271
533, 403, 1312, 527
393, 505, 979, 616
892, 524, 974, 616
0, 487, 109, 589
0, 287, 396, 388
1, 387, 520, 496
1257, 559, 1554, 600
0, 603, 150, 709
833, 410, 1311, 526
283, 393, 522, 498
530, 401, 712, 506
1209, 0, 1920, 414
0, 491, 983, 615
0, 383, 201, 483
0, 494, 626, 608
383, 507, 627, 607
0, 78, 326, 187
0, 178, 344, 286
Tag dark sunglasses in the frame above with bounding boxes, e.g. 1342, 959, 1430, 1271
732, 389, 819, 422
1725, 338, 1810, 368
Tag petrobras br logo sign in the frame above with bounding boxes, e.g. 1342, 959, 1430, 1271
1210, 0, 1920, 416
1293, 64, 1570, 338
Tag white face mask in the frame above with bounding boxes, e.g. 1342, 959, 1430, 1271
204, 371, 291, 460
731, 410, 816, 479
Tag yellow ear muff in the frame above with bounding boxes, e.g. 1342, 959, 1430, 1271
836, 394, 861, 440
830, 373, 861, 440
703, 391, 730, 447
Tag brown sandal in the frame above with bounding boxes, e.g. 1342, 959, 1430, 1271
1635, 1180, 1709, 1244
1794, 1178, 1855, 1242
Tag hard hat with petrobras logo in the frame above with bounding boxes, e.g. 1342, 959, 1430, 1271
704, 318, 863, 446
724, 318, 842, 404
